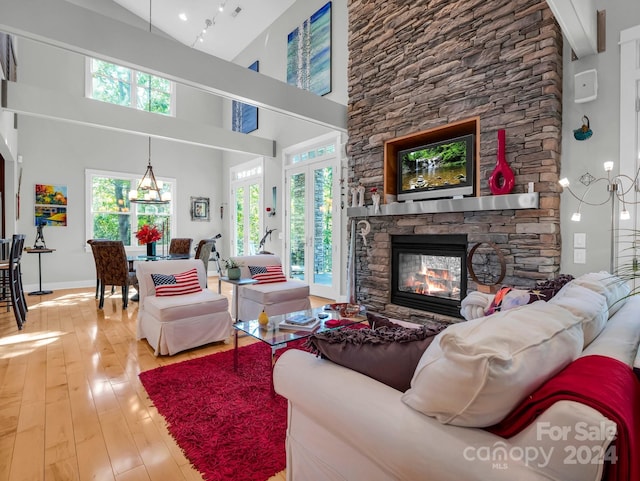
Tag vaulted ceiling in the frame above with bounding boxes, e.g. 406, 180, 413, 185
112, 0, 297, 61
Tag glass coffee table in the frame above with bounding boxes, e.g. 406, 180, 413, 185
233, 306, 365, 394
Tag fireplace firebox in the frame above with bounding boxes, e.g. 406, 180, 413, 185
391, 234, 467, 318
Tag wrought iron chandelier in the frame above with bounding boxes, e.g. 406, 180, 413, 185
128, 137, 170, 204
128, 0, 170, 205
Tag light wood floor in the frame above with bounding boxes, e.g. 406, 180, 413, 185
0, 279, 332, 481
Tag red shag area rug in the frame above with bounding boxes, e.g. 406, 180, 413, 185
139, 342, 301, 481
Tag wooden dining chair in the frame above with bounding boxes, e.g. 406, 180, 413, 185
169, 238, 193, 256
87, 239, 116, 299
0, 234, 28, 329
90, 240, 138, 309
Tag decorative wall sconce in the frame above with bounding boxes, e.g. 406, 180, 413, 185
559, 161, 640, 271
559, 161, 638, 223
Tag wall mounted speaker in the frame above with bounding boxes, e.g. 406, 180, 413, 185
574, 69, 598, 103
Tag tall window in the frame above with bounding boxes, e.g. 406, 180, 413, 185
230, 159, 263, 256
86, 58, 174, 115
86, 170, 175, 250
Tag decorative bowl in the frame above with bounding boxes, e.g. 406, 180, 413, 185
324, 303, 362, 318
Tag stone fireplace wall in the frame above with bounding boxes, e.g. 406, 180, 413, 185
347, 0, 563, 322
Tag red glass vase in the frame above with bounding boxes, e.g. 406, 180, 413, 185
488, 129, 515, 195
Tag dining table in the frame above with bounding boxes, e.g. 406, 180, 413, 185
127, 253, 191, 270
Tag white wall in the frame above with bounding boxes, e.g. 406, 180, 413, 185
559, 1, 640, 275
14, 38, 226, 291
220, 0, 349, 288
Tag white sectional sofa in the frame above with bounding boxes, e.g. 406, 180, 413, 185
274, 272, 640, 480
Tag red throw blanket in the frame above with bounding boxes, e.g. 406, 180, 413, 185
488, 355, 640, 481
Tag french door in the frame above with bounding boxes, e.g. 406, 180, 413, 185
284, 134, 340, 298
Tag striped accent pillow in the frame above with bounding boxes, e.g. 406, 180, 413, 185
151, 268, 202, 296
248, 265, 287, 284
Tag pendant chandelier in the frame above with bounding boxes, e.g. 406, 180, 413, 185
128, 137, 171, 204
128, 0, 170, 205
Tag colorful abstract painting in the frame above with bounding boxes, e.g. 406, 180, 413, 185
35, 184, 67, 226
232, 61, 259, 134
287, 2, 332, 96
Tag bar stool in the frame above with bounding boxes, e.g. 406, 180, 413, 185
0, 234, 28, 329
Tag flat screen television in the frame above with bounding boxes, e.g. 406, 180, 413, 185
397, 134, 475, 201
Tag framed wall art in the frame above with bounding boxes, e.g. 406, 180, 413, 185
232, 60, 259, 134
35, 183, 67, 226
287, 2, 332, 96
190, 196, 210, 222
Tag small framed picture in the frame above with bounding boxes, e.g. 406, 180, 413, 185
190, 196, 210, 221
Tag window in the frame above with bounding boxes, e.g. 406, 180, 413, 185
289, 142, 335, 164
0, 32, 17, 82
230, 159, 263, 255
86, 58, 174, 115
86, 170, 175, 250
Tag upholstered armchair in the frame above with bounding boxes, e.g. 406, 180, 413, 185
230, 254, 310, 321
136, 259, 232, 355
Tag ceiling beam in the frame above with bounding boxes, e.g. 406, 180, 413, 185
2, 81, 276, 157
0, 0, 347, 132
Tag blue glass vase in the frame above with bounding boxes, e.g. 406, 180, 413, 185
146, 242, 156, 257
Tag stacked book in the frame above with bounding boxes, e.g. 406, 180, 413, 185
279, 313, 320, 331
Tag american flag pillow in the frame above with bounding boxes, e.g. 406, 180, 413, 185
248, 265, 287, 284
151, 268, 202, 296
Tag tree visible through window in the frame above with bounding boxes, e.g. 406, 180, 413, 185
87, 171, 174, 249
88, 59, 173, 115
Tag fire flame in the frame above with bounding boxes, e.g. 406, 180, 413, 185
404, 268, 453, 295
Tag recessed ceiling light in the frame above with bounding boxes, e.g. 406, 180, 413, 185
179, 12, 187, 21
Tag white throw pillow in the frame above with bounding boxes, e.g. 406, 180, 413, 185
572, 271, 630, 316
401, 301, 584, 427
548, 282, 608, 346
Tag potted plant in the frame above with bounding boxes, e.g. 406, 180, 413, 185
223, 258, 242, 280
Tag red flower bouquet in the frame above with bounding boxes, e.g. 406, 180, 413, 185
136, 224, 162, 245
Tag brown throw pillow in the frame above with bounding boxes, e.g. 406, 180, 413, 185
306, 324, 445, 392
366, 311, 400, 329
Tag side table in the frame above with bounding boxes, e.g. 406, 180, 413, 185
24, 247, 55, 295
218, 276, 257, 321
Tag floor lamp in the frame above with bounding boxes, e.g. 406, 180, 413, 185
559, 161, 639, 273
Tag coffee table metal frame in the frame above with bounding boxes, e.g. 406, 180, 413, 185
233, 306, 365, 394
